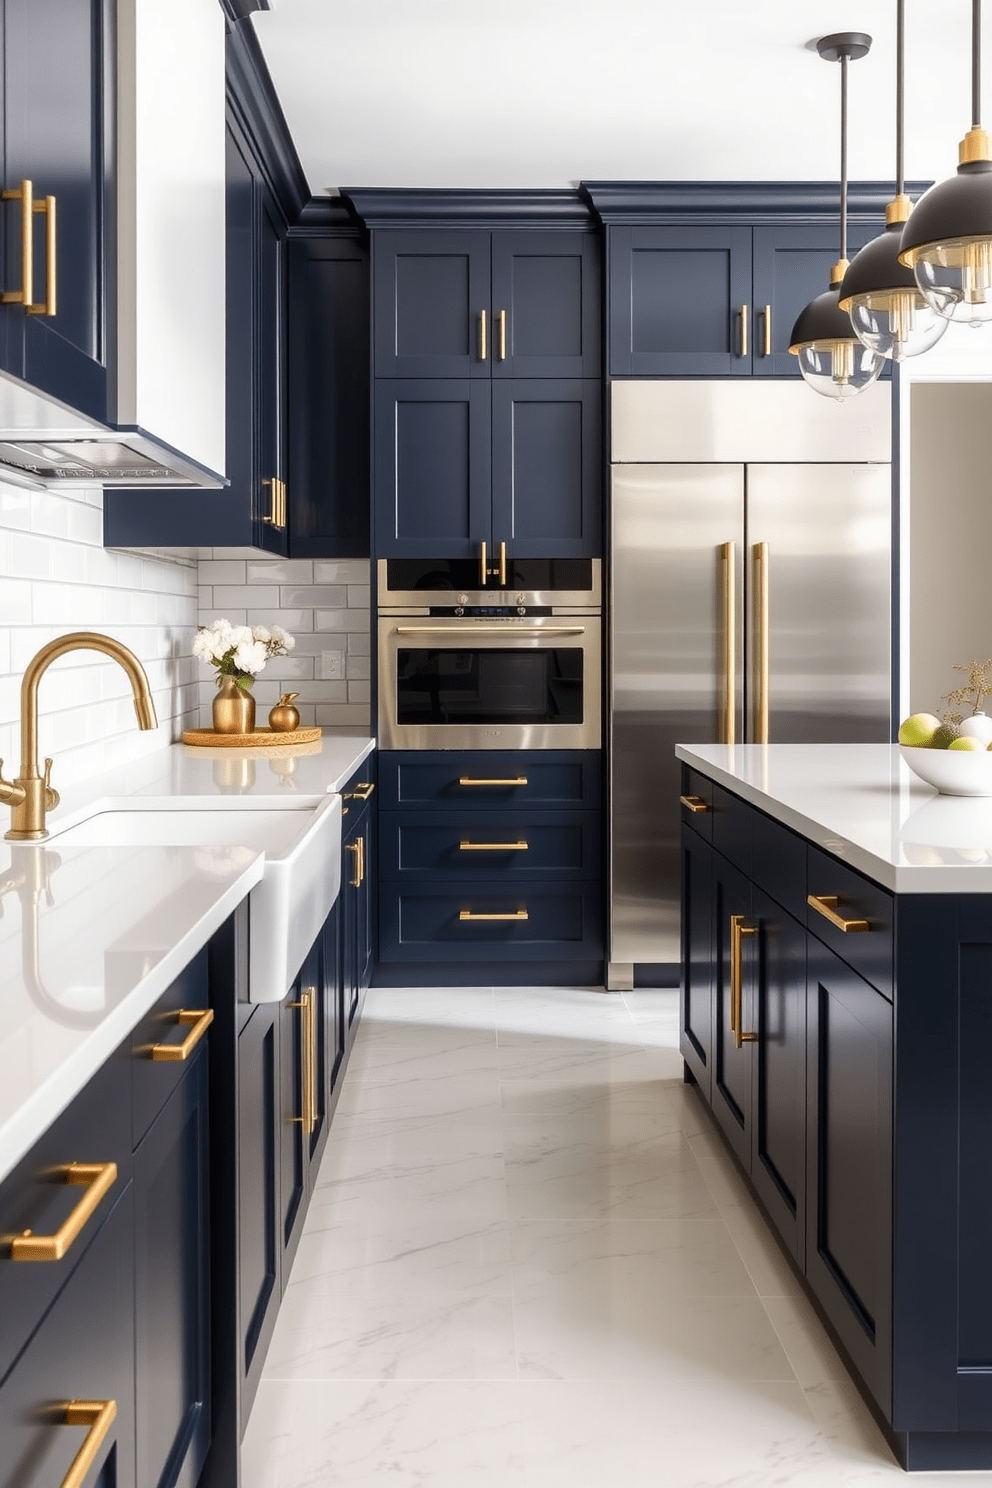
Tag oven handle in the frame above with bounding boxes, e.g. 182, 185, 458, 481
393, 625, 586, 636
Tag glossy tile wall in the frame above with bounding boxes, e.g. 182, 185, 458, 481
0, 482, 199, 787
196, 552, 371, 729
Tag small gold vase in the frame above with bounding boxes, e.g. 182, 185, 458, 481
268, 692, 301, 732
213, 673, 256, 734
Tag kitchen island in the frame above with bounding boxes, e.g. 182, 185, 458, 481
676, 742, 992, 1472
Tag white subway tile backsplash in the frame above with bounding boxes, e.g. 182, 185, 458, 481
348, 584, 371, 609
313, 559, 367, 585
246, 558, 314, 585
198, 559, 247, 585
279, 584, 347, 609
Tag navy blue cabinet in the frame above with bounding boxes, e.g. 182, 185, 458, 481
374, 230, 599, 380
608, 219, 882, 379
287, 235, 370, 558
341, 764, 376, 1027
0, 0, 113, 422
237, 1001, 280, 1420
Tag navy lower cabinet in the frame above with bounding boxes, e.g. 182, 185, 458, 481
0, 0, 112, 422
377, 750, 603, 986
679, 764, 992, 1470
341, 763, 377, 1028
236, 1001, 281, 1422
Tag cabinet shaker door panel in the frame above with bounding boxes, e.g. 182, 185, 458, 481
710, 855, 753, 1170
238, 1005, 280, 1420
374, 230, 491, 377
491, 380, 600, 558
491, 232, 600, 378
610, 225, 752, 376
680, 827, 713, 1095
3, 0, 111, 419
255, 184, 288, 555
806, 937, 892, 1412
374, 380, 492, 557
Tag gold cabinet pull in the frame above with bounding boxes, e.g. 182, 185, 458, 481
459, 840, 529, 851
346, 836, 364, 887
721, 540, 736, 746
496, 308, 507, 360
729, 914, 757, 1049
262, 477, 286, 529
289, 987, 317, 1134
458, 776, 528, 787
459, 908, 529, 922
679, 794, 708, 814
60, 1400, 117, 1488
807, 894, 870, 933
2, 182, 57, 316
344, 781, 375, 801
26, 193, 56, 316
497, 540, 507, 587
150, 1007, 214, 1062
479, 539, 488, 587
739, 303, 748, 358
753, 542, 769, 744
396, 625, 584, 636
762, 303, 771, 357
9, 1162, 118, 1261
479, 308, 487, 361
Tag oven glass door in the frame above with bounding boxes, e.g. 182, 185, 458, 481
396, 645, 583, 726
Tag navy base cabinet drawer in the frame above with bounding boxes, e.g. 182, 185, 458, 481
379, 881, 603, 962
378, 750, 601, 810
380, 809, 600, 879
806, 847, 894, 1001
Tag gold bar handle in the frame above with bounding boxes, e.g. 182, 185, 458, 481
26, 194, 56, 316
279, 477, 287, 529
480, 540, 488, 587
458, 776, 527, 787
346, 838, 364, 887
459, 840, 529, 851
754, 542, 769, 744
9, 1162, 118, 1261
739, 303, 748, 358
2, 178, 33, 306
498, 540, 507, 587
721, 540, 736, 746
396, 625, 585, 636
288, 988, 316, 1134
730, 914, 758, 1050
497, 308, 507, 360
262, 478, 284, 528
150, 1007, 214, 1062
807, 894, 871, 933
762, 303, 771, 358
679, 794, 708, 814
344, 781, 375, 801
479, 308, 487, 361
61, 1400, 117, 1488
459, 909, 528, 922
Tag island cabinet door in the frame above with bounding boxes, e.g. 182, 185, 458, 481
680, 825, 714, 1095
237, 1003, 280, 1422
750, 888, 807, 1266
806, 934, 893, 1414
710, 854, 754, 1171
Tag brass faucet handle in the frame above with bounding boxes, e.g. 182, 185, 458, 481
0, 759, 25, 806
42, 757, 59, 810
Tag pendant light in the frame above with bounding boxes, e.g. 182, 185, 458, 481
899, 0, 992, 325
839, 0, 948, 359
789, 33, 885, 398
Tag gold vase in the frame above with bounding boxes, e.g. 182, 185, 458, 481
212, 673, 256, 734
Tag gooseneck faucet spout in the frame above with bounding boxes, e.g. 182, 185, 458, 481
1, 631, 158, 841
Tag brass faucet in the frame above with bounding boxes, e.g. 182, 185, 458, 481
0, 631, 158, 841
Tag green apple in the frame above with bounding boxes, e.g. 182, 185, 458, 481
931, 722, 962, 749
898, 712, 940, 747
949, 735, 984, 751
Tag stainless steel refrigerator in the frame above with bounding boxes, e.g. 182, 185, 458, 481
608, 380, 892, 986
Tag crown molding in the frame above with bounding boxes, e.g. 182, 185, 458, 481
226, 16, 309, 222
582, 180, 933, 224
289, 197, 365, 239
339, 188, 596, 230
219, 0, 272, 22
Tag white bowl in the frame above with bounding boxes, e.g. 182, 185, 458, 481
899, 744, 992, 797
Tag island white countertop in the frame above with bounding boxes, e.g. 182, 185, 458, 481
676, 742, 992, 894
0, 732, 374, 1185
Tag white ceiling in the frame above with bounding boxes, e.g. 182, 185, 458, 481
253, 0, 981, 196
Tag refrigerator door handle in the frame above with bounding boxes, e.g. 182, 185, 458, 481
753, 541, 770, 744
721, 541, 736, 746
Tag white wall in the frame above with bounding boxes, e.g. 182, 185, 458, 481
0, 482, 200, 788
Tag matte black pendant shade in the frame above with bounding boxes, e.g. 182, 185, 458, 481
790, 278, 859, 348
841, 222, 914, 301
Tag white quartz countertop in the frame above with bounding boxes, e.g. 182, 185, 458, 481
676, 742, 992, 894
0, 732, 374, 1185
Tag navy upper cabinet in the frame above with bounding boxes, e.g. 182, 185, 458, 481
374, 230, 599, 380
0, 0, 112, 422
751, 223, 877, 377
491, 380, 601, 558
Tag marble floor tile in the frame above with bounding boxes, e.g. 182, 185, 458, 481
332, 1065, 505, 1121
504, 1129, 719, 1221
304, 1153, 509, 1232
764, 1292, 850, 1388
509, 1217, 759, 1298
285, 1214, 512, 1295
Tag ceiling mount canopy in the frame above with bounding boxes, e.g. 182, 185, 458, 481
899, 0, 992, 326
789, 32, 885, 398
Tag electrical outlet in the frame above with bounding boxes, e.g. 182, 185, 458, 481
320, 650, 345, 680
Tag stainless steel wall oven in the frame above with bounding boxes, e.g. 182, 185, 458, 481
377, 558, 601, 751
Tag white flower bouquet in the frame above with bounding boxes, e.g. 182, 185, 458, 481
194, 619, 295, 692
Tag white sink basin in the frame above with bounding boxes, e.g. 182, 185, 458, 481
52, 797, 343, 1003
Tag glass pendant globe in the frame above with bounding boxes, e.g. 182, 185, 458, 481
847, 287, 948, 359
910, 235, 992, 326
795, 339, 884, 400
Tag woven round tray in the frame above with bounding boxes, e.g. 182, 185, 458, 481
181, 726, 322, 748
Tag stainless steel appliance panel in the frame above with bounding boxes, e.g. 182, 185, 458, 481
745, 464, 891, 744
610, 464, 745, 967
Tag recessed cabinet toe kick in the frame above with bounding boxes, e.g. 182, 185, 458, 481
678, 748, 992, 1472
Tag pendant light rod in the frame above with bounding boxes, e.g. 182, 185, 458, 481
840, 50, 849, 262
896, 0, 905, 197
974, 0, 982, 129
